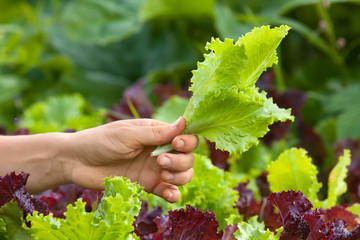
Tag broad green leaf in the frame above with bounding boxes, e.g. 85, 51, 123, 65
140, 0, 214, 21
326, 149, 351, 208
0, 201, 33, 240
235, 25, 290, 89
185, 25, 289, 115
28, 177, 144, 240
185, 38, 246, 115
61, 0, 145, 45
21, 94, 105, 133
185, 88, 293, 154
267, 148, 322, 203
234, 216, 282, 240
152, 96, 189, 123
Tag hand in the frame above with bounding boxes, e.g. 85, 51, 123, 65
66, 117, 198, 203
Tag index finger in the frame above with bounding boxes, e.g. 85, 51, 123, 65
121, 118, 169, 127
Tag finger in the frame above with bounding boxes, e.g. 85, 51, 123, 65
122, 118, 169, 127
172, 135, 199, 153
161, 168, 194, 186
135, 117, 186, 146
152, 181, 180, 203
157, 152, 195, 172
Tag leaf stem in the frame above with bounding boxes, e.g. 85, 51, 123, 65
150, 143, 174, 157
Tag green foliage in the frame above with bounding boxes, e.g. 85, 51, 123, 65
268, 148, 354, 209
267, 148, 322, 203
182, 26, 293, 154
140, 0, 215, 21
0, 75, 28, 104
0, 201, 33, 240
325, 150, 351, 208
28, 177, 145, 240
152, 96, 188, 123
21, 94, 105, 133
61, 0, 146, 45
185, 88, 292, 154
323, 84, 360, 139
234, 216, 282, 240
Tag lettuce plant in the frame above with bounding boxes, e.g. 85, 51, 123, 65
152, 25, 294, 156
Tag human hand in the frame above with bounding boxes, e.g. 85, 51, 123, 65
65, 117, 198, 203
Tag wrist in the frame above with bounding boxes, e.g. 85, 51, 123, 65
23, 132, 75, 193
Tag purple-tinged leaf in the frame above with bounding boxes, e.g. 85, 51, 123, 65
234, 180, 261, 221
133, 201, 162, 238
152, 83, 191, 105
207, 140, 230, 170
153, 205, 223, 239
107, 82, 153, 121
222, 224, 238, 240
0, 172, 47, 227
268, 191, 312, 239
36, 184, 103, 218
321, 206, 358, 230
256, 171, 271, 198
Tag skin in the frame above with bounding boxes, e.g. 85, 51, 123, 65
0, 117, 198, 203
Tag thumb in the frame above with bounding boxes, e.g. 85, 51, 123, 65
137, 117, 186, 146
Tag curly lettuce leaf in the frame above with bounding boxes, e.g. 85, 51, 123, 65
267, 148, 322, 203
185, 38, 246, 115
153, 205, 223, 239
152, 26, 292, 156
326, 149, 351, 208
28, 177, 145, 240
0, 202, 33, 240
235, 25, 289, 89
185, 88, 292, 153
234, 216, 282, 240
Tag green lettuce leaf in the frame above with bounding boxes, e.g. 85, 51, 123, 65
153, 25, 293, 156
152, 96, 189, 123
184, 38, 246, 115
267, 148, 322, 203
21, 94, 105, 133
325, 149, 351, 208
235, 25, 289, 89
185, 88, 292, 153
28, 177, 145, 240
0, 201, 33, 240
234, 216, 282, 240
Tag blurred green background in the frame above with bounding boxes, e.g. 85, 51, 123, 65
1, 0, 360, 142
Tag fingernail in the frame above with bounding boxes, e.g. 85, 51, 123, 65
176, 139, 185, 149
159, 156, 171, 166
165, 172, 174, 181
167, 191, 174, 201
171, 117, 181, 128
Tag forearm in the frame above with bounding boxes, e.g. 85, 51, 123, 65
0, 133, 73, 194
